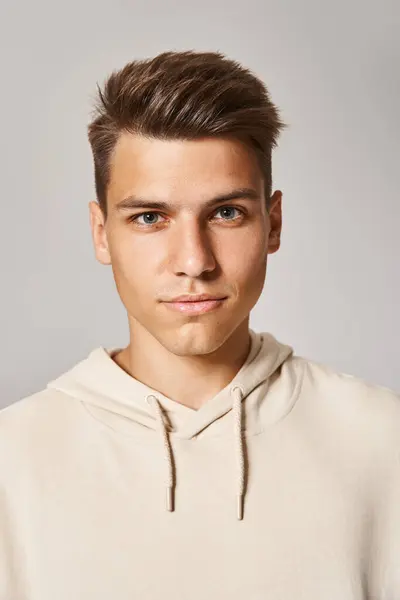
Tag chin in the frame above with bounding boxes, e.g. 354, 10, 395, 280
161, 321, 235, 357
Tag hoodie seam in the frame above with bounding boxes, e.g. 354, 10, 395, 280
252, 355, 306, 436
75, 357, 306, 443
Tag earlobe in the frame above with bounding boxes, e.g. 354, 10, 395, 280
96, 240, 112, 266
95, 228, 112, 266
89, 201, 112, 265
268, 231, 281, 254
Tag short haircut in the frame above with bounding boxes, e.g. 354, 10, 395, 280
87, 50, 287, 218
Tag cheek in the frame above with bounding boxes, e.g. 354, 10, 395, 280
224, 232, 268, 280
108, 239, 142, 287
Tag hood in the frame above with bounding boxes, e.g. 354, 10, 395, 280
47, 329, 294, 520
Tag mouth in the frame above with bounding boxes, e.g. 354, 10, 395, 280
163, 297, 227, 315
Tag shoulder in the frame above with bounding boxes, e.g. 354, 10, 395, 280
0, 386, 77, 433
0, 388, 87, 474
294, 354, 400, 449
298, 354, 399, 408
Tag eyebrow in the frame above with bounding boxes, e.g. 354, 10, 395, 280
114, 187, 261, 212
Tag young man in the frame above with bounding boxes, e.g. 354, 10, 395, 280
0, 50, 399, 600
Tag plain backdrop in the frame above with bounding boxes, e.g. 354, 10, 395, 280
1, 0, 399, 408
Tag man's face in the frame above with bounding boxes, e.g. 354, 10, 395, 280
89, 132, 282, 356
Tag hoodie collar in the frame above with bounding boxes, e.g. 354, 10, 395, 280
47, 329, 295, 520
47, 329, 294, 440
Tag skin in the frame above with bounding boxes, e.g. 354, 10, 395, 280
89, 132, 282, 410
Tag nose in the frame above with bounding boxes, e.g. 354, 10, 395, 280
170, 220, 216, 278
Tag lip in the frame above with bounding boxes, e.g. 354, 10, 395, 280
166, 294, 226, 302
163, 298, 227, 315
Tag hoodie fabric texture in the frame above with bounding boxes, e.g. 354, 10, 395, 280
0, 329, 399, 600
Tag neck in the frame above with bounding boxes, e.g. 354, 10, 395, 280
112, 320, 252, 410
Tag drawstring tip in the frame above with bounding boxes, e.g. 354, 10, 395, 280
166, 487, 174, 512
237, 495, 244, 520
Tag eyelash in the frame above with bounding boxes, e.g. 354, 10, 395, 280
128, 206, 246, 228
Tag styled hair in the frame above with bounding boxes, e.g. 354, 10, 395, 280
87, 50, 287, 219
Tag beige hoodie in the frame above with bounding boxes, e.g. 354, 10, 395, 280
0, 329, 399, 600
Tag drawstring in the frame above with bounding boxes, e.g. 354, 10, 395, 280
145, 394, 175, 512
231, 385, 245, 520
145, 384, 246, 520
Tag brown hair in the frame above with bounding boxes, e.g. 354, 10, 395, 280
87, 50, 287, 219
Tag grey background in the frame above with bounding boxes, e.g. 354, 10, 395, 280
1, 0, 399, 408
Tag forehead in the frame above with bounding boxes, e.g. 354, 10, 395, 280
107, 133, 264, 207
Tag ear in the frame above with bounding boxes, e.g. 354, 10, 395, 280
267, 190, 283, 254
88, 201, 111, 265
